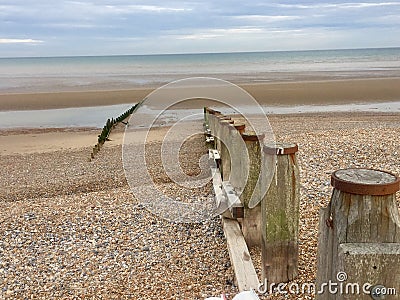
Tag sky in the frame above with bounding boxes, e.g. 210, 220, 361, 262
1, 0, 400, 57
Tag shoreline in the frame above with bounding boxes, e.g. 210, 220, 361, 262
1, 77, 400, 111
0, 102, 399, 130
1, 111, 399, 155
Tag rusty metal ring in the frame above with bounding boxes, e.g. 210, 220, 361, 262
331, 168, 400, 196
233, 123, 245, 130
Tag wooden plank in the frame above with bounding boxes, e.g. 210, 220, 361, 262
240, 135, 264, 248
210, 163, 243, 218
338, 243, 400, 298
222, 217, 259, 292
315, 207, 333, 300
211, 165, 223, 208
211, 165, 233, 218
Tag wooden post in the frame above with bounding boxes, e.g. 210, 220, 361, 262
222, 218, 260, 292
261, 143, 300, 284
219, 120, 234, 180
203, 107, 209, 124
228, 123, 246, 194
316, 168, 400, 300
213, 115, 225, 152
240, 132, 265, 247
205, 109, 221, 150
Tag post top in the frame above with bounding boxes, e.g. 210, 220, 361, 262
263, 142, 298, 155
206, 108, 221, 115
220, 120, 233, 126
241, 132, 265, 141
234, 123, 246, 130
331, 168, 400, 195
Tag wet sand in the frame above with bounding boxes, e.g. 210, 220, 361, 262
1, 78, 400, 111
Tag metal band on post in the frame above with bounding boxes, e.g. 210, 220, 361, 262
316, 168, 400, 299
234, 123, 246, 134
331, 168, 400, 196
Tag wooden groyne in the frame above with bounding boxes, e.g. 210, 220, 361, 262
204, 107, 400, 296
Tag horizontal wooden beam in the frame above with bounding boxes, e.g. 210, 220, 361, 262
222, 217, 259, 292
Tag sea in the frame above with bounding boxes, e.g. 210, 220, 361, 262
2, 47, 400, 93
1, 47, 400, 128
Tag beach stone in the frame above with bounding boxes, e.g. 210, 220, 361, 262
0, 115, 399, 300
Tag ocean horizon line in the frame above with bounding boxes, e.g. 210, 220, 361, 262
1, 46, 400, 60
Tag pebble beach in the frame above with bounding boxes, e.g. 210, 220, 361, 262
0, 111, 399, 299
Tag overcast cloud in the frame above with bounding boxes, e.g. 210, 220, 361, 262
1, 0, 400, 57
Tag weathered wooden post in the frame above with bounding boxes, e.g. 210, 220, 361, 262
213, 114, 226, 152
240, 132, 265, 247
204, 108, 221, 150
203, 107, 209, 124
261, 143, 300, 283
219, 119, 234, 181
316, 168, 400, 299
221, 122, 245, 182
227, 122, 246, 194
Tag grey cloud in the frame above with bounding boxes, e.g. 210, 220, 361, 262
1, 0, 399, 56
